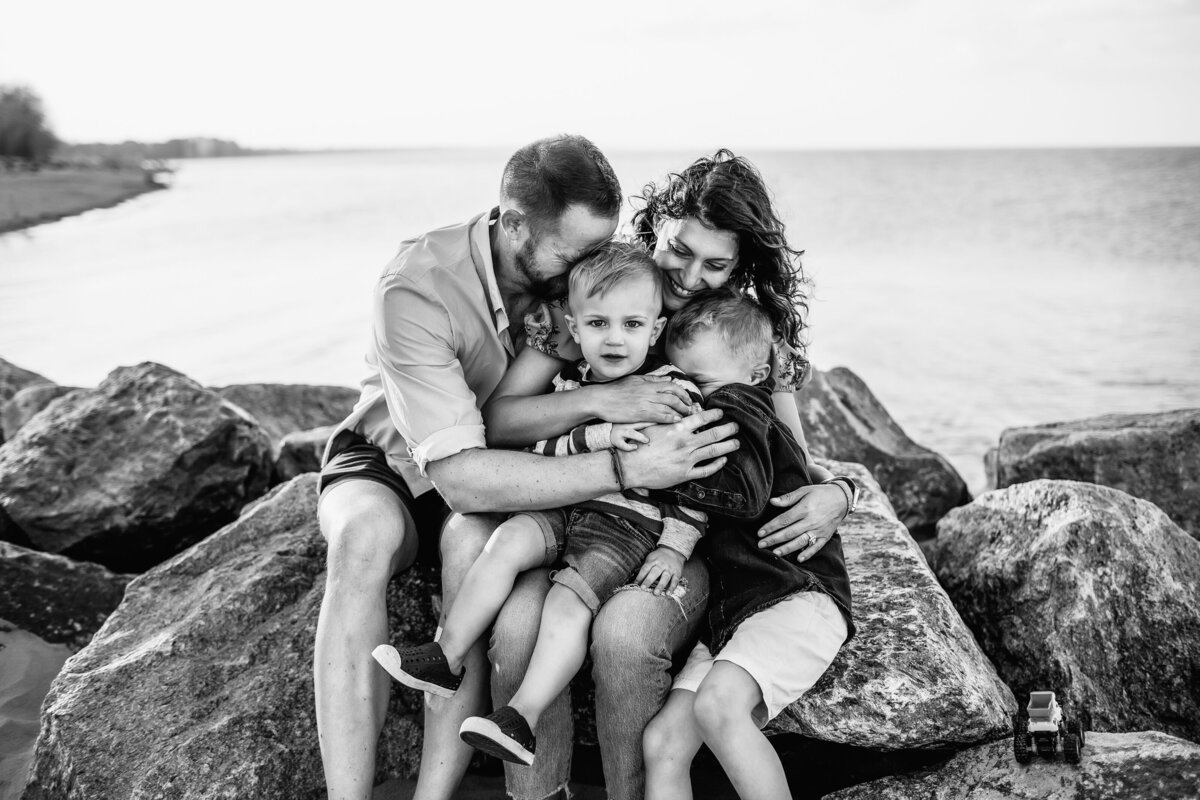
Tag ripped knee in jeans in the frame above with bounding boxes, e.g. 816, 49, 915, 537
613, 577, 689, 615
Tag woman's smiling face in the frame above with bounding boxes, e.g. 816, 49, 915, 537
652, 217, 740, 312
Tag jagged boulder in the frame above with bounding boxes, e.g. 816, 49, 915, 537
215, 383, 358, 457
0, 359, 53, 444
929, 480, 1200, 742
794, 368, 970, 536
766, 459, 1015, 749
1, 384, 80, 442
825, 731, 1200, 800
0, 358, 51, 406
0, 543, 131, 650
21, 474, 440, 800
275, 425, 334, 482
0, 362, 274, 572
990, 409, 1200, 538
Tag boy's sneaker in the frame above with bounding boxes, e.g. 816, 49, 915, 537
370, 642, 462, 698
459, 706, 536, 766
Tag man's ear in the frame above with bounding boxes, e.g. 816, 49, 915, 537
565, 314, 581, 343
748, 361, 771, 386
499, 208, 529, 247
649, 316, 668, 345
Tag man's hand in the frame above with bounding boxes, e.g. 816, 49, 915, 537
610, 422, 652, 452
757, 483, 849, 563
620, 408, 739, 489
635, 546, 685, 595
592, 374, 697, 424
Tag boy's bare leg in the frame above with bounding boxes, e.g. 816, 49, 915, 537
507, 583, 593, 729
693, 662, 789, 800
437, 515, 549, 671
643, 689, 704, 800
412, 512, 505, 800
315, 480, 419, 800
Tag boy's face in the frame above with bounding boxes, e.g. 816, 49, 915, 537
567, 277, 667, 382
666, 329, 769, 398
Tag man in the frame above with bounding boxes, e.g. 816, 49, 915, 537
314, 134, 739, 800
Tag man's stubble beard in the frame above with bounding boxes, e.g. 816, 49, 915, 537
515, 237, 569, 302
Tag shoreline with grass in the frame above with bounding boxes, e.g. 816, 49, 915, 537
0, 168, 164, 235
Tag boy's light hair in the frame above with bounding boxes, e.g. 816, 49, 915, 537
665, 288, 773, 366
568, 240, 663, 314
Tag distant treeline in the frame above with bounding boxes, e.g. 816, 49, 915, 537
2, 84, 291, 171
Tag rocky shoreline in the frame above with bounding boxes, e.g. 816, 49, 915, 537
0, 170, 163, 235
0, 355, 1196, 799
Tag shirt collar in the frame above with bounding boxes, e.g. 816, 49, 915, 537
469, 207, 511, 347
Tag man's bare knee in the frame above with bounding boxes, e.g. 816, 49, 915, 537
320, 484, 410, 587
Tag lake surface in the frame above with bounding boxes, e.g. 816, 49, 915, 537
2, 147, 1198, 493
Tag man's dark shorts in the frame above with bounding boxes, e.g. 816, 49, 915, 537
318, 429, 450, 566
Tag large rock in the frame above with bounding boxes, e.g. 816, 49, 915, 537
825, 731, 1200, 800
990, 409, 1200, 538
0, 362, 274, 572
795, 368, 970, 537
21, 474, 439, 800
215, 383, 358, 456
0, 543, 130, 650
930, 480, 1200, 742
0, 358, 51, 406
274, 425, 335, 482
0, 359, 53, 444
1, 384, 80, 442
766, 459, 1016, 749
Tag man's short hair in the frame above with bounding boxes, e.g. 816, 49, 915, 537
665, 289, 773, 365
568, 241, 662, 313
501, 134, 622, 232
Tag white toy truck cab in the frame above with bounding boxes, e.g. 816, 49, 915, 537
1012, 691, 1085, 764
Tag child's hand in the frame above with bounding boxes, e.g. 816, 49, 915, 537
635, 546, 685, 595
610, 422, 653, 451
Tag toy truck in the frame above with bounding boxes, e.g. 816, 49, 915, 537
1012, 691, 1085, 764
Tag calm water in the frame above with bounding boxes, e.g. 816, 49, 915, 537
2, 148, 1198, 493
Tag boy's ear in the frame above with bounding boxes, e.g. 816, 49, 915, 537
649, 316, 668, 345
565, 314, 581, 343
748, 361, 771, 386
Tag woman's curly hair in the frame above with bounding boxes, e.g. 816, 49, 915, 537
630, 149, 809, 351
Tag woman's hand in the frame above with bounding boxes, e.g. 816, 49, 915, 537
635, 546, 685, 595
591, 375, 698, 424
757, 483, 849, 563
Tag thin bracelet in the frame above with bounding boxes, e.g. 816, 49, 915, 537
821, 477, 853, 517
609, 447, 628, 492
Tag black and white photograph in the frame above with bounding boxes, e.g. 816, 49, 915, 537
1, 2, 1198, 799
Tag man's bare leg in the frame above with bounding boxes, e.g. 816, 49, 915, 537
316, 480, 418, 800
412, 512, 504, 800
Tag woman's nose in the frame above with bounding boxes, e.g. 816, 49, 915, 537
678, 262, 704, 290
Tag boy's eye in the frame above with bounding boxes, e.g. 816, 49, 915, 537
625, 321, 643, 329
588, 320, 607, 327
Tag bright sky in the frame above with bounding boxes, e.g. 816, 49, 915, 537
3, 0, 1198, 150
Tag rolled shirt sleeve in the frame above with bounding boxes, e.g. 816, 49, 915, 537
373, 273, 487, 475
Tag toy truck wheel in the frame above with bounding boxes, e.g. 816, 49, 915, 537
1063, 733, 1081, 764
1066, 718, 1085, 747
1013, 732, 1032, 764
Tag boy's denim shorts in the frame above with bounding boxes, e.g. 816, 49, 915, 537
515, 507, 659, 615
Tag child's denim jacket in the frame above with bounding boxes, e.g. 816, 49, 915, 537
651, 383, 854, 653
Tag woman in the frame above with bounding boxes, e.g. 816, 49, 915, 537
482, 150, 851, 800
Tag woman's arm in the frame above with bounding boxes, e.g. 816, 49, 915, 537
483, 347, 698, 448
765, 391, 850, 562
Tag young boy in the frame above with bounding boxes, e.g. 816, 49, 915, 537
371, 241, 705, 766
642, 290, 855, 800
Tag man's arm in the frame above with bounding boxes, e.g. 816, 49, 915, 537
428, 409, 739, 514
649, 391, 776, 520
